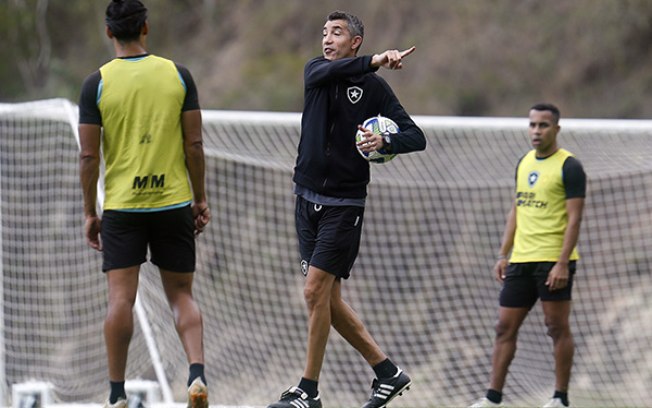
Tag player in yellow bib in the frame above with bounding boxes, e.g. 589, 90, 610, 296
78, 1, 210, 407
470, 104, 586, 408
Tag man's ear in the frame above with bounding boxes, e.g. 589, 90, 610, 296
142, 20, 149, 36
351, 35, 363, 51
106, 25, 114, 39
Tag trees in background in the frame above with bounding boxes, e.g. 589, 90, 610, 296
1, 0, 652, 118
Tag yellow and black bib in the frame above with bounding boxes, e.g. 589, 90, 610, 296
511, 148, 579, 263
98, 55, 191, 210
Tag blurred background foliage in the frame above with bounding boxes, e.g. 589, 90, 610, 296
2, 0, 652, 118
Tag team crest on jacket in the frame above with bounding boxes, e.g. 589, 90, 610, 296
347, 86, 363, 104
528, 171, 539, 188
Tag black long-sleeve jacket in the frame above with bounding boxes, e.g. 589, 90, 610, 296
293, 55, 426, 199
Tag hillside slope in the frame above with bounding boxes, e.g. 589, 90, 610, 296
2, 0, 651, 118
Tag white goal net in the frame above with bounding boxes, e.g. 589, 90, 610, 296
1, 98, 651, 407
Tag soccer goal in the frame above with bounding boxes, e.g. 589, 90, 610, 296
1, 98, 651, 407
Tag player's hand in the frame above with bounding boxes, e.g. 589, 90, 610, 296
546, 262, 569, 291
192, 201, 211, 236
84, 215, 102, 251
355, 125, 383, 153
371, 46, 416, 70
493, 258, 508, 283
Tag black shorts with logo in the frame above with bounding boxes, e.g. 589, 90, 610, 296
295, 195, 364, 280
101, 205, 195, 273
499, 261, 576, 309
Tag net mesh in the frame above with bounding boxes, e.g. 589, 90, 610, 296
1, 99, 651, 407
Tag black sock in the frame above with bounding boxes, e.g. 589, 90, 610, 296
298, 377, 318, 398
486, 389, 502, 404
109, 381, 126, 404
372, 358, 398, 379
553, 390, 569, 407
188, 363, 206, 387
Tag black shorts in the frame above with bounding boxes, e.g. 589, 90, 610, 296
295, 195, 364, 279
101, 205, 195, 273
499, 261, 576, 308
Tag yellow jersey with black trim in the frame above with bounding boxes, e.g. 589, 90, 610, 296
511, 148, 580, 263
98, 55, 191, 210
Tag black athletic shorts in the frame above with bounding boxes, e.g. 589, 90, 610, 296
499, 261, 576, 309
295, 195, 364, 279
101, 205, 195, 273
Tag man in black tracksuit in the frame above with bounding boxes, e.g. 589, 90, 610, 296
268, 10, 426, 408
294, 54, 426, 198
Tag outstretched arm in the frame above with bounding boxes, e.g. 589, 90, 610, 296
370, 46, 416, 70
362, 46, 425, 155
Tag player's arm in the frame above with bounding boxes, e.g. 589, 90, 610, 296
181, 109, 205, 205
78, 71, 103, 251
79, 124, 102, 251
546, 197, 584, 291
494, 202, 516, 283
558, 198, 584, 264
177, 65, 210, 235
182, 109, 210, 236
546, 157, 586, 290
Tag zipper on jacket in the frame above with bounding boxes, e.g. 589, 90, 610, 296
323, 83, 339, 189
325, 121, 334, 157
325, 85, 338, 157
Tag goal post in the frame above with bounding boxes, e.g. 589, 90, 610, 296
1, 98, 652, 406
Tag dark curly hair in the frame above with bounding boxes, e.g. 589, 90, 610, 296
105, 0, 148, 41
531, 103, 561, 124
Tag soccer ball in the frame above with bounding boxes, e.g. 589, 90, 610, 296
355, 114, 399, 163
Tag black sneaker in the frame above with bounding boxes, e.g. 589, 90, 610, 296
361, 368, 412, 408
267, 386, 322, 408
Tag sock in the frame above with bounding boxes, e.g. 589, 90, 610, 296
372, 358, 398, 379
188, 363, 206, 387
298, 377, 318, 398
109, 381, 126, 404
486, 389, 502, 404
553, 390, 569, 407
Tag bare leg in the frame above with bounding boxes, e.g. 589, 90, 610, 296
489, 307, 529, 391
541, 300, 574, 392
330, 279, 386, 366
105, 267, 140, 381
302, 266, 336, 380
160, 269, 204, 364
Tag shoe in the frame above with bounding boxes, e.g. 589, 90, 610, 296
187, 377, 209, 408
543, 398, 568, 407
267, 386, 322, 408
361, 368, 411, 408
103, 399, 127, 408
468, 397, 504, 407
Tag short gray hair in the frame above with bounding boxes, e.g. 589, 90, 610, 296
327, 10, 364, 38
